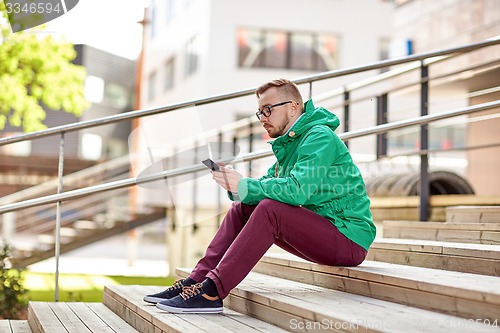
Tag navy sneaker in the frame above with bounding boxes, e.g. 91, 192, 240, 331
144, 279, 187, 304
156, 283, 223, 314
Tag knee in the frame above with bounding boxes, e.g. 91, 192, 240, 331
256, 198, 283, 211
253, 199, 290, 220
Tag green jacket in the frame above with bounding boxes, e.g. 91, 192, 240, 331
236, 99, 376, 251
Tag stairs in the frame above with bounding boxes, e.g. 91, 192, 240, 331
10, 206, 166, 268
0, 156, 168, 268
17, 205, 500, 332
0, 320, 31, 333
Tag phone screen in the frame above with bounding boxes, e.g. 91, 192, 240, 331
202, 158, 220, 171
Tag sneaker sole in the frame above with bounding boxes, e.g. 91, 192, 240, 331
156, 302, 223, 314
143, 296, 168, 304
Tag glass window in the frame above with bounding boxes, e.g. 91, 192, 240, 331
184, 36, 199, 77
237, 28, 339, 71
151, 0, 158, 38
290, 33, 314, 70
166, 0, 176, 25
238, 29, 262, 67
104, 83, 130, 109
81, 133, 102, 160
379, 37, 390, 73
84, 75, 104, 104
315, 34, 338, 71
164, 58, 175, 91
148, 71, 156, 101
261, 31, 287, 68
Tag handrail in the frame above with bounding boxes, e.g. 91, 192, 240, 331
0, 36, 498, 146
0, 154, 130, 205
1, 100, 497, 214
2, 36, 498, 303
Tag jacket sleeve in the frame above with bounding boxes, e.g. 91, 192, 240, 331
227, 161, 276, 202
237, 127, 339, 206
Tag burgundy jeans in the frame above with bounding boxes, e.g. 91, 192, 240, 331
189, 199, 367, 299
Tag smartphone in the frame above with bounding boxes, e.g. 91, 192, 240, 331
202, 158, 220, 171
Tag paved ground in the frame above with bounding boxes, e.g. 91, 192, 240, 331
28, 222, 170, 277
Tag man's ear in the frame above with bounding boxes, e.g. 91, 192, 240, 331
292, 101, 299, 116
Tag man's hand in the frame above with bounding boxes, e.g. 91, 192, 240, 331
211, 163, 242, 193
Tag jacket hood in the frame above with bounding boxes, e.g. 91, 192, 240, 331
285, 99, 340, 137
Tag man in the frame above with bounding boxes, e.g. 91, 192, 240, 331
144, 78, 376, 314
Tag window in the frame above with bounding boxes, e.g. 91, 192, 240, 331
259, 31, 288, 68
238, 28, 339, 71
379, 37, 390, 73
148, 71, 157, 101
164, 58, 175, 91
184, 35, 199, 77
84, 75, 104, 104
166, 0, 176, 25
150, 0, 158, 38
81, 133, 102, 160
104, 83, 130, 109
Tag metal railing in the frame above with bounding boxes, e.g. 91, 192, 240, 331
0, 99, 498, 215
0, 36, 499, 300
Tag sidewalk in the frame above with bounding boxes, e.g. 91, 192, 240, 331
27, 232, 170, 277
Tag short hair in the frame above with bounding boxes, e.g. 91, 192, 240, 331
255, 79, 303, 108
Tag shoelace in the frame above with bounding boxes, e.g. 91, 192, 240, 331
165, 279, 184, 292
179, 283, 203, 301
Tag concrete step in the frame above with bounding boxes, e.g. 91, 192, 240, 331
103, 284, 289, 333
0, 320, 31, 333
382, 220, 500, 244
27, 302, 138, 333
174, 268, 498, 333
250, 252, 500, 322
446, 205, 500, 223
368, 238, 500, 276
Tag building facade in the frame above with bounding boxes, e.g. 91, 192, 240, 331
390, 0, 500, 195
135, 0, 395, 206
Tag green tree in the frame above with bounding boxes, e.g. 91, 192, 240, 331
0, 2, 88, 133
0, 244, 28, 319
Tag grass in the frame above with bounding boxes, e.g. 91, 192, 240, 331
22, 271, 175, 302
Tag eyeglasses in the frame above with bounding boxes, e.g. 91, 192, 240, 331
255, 101, 293, 120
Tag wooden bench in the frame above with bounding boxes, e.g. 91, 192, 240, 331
367, 238, 500, 276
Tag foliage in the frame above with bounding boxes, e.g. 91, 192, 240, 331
0, 244, 29, 319
0, 2, 89, 132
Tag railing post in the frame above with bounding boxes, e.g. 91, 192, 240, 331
247, 120, 254, 176
216, 131, 223, 228
191, 141, 199, 233
376, 93, 388, 158
343, 89, 350, 148
171, 147, 178, 232
308, 82, 313, 100
420, 63, 430, 221
54, 132, 65, 302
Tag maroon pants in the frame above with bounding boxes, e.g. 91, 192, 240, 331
189, 199, 367, 299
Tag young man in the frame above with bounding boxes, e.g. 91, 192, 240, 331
144, 79, 376, 314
